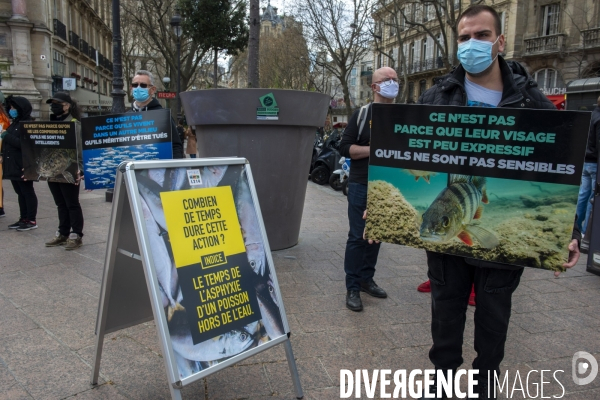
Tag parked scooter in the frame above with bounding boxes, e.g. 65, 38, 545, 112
309, 131, 324, 177
310, 130, 342, 185
330, 157, 350, 195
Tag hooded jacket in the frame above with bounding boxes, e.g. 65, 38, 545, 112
1, 96, 33, 180
585, 106, 600, 163
418, 57, 579, 270
418, 56, 556, 110
129, 98, 184, 159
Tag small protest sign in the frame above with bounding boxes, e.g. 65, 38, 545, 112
20, 121, 79, 183
366, 104, 591, 272
81, 109, 172, 189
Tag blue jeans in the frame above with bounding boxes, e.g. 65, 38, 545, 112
576, 162, 597, 233
426, 252, 523, 383
344, 182, 381, 291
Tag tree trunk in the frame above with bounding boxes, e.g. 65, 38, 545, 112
214, 49, 218, 88
247, 0, 260, 87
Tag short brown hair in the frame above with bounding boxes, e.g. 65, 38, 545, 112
458, 5, 502, 36
597, 95, 600, 107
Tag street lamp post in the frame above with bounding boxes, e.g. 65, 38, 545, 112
170, 8, 182, 118
111, 0, 125, 114
162, 76, 171, 109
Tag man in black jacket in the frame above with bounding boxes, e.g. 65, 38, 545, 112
339, 66, 398, 311
129, 70, 184, 159
416, 5, 580, 399
575, 97, 600, 235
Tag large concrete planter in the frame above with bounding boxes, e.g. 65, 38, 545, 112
180, 89, 330, 250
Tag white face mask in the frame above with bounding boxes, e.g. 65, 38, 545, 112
376, 80, 399, 99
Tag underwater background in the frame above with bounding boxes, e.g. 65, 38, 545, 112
366, 165, 579, 271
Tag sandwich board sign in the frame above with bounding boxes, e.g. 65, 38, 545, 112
90, 158, 303, 399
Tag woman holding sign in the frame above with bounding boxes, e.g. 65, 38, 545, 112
1, 96, 38, 231
44, 92, 85, 250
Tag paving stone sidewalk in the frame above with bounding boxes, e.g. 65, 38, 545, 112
0, 181, 599, 400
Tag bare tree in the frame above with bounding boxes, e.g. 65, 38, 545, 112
247, 0, 260, 87
294, 0, 373, 117
259, 25, 311, 89
121, 0, 209, 100
563, 0, 598, 79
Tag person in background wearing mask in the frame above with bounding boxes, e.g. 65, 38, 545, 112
129, 70, 183, 159
0, 91, 11, 218
416, 6, 579, 398
339, 66, 398, 311
185, 125, 197, 158
44, 92, 85, 250
1, 96, 38, 231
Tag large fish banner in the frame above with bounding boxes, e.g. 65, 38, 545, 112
366, 104, 591, 272
20, 121, 79, 184
135, 164, 286, 380
81, 109, 172, 189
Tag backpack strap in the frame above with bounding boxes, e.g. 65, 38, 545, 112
356, 103, 371, 141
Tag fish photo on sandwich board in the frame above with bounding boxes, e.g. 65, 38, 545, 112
20, 121, 79, 183
365, 104, 591, 273
135, 164, 286, 380
81, 109, 173, 189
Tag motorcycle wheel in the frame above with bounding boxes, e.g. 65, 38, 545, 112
342, 179, 348, 196
310, 166, 329, 185
329, 174, 343, 191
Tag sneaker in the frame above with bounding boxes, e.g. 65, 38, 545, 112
8, 219, 23, 229
417, 279, 432, 292
64, 233, 82, 250
45, 231, 68, 247
16, 220, 37, 231
0, 208, 5, 218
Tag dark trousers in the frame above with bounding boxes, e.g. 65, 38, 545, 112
48, 182, 84, 236
426, 251, 523, 381
344, 182, 381, 290
10, 180, 37, 221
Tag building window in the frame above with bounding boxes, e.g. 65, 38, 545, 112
408, 81, 415, 102
540, 4, 560, 36
533, 69, 564, 92
53, 50, 66, 76
419, 79, 426, 95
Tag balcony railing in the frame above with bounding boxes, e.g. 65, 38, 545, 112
69, 31, 80, 50
399, 56, 456, 75
98, 53, 105, 68
524, 34, 565, 54
81, 40, 89, 57
89, 46, 96, 60
53, 19, 67, 42
583, 27, 600, 49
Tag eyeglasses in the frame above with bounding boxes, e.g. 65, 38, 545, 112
131, 83, 152, 88
374, 78, 399, 86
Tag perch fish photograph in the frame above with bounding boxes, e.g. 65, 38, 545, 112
365, 165, 580, 272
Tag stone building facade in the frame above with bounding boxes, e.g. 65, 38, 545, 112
0, 0, 113, 118
372, 0, 600, 103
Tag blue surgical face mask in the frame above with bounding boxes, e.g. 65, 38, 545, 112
9, 109, 18, 119
132, 87, 150, 102
377, 80, 400, 99
457, 37, 500, 74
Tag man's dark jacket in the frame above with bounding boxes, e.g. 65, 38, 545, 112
129, 98, 184, 159
1, 96, 33, 180
418, 56, 579, 269
585, 106, 600, 163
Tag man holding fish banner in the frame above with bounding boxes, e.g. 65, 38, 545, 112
415, 5, 581, 399
339, 66, 398, 311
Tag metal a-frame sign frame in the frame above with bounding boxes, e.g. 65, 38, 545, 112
90, 158, 303, 399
